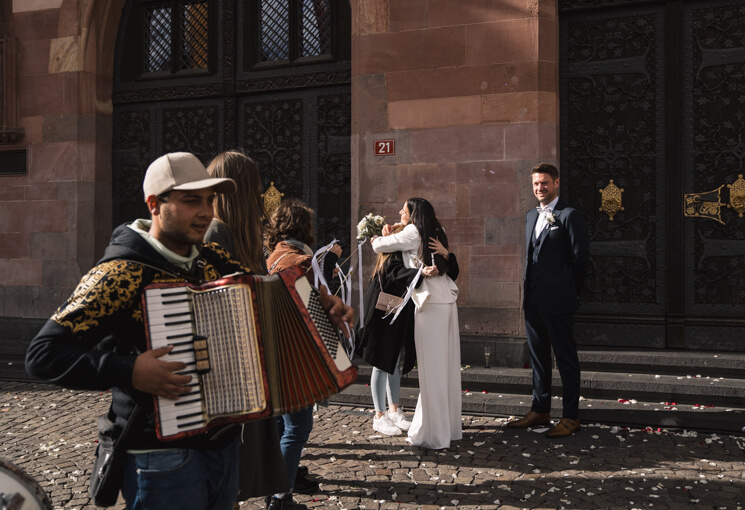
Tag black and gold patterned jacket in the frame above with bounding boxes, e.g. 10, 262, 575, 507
25, 223, 248, 450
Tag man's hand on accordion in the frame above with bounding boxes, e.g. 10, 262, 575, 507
318, 285, 354, 339
132, 346, 194, 400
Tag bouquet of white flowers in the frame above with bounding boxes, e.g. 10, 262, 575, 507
356, 213, 386, 240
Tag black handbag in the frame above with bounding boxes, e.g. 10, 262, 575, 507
89, 406, 141, 507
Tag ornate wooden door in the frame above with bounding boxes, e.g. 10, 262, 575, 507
112, 0, 352, 251
560, 0, 745, 351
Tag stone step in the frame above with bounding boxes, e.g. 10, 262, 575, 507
342, 359, 745, 433
354, 364, 745, 407
577, 349, 745, 378
331, 383, 745, 434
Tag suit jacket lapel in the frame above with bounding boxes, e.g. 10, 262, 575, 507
533, 199, 564, 256
526, 209, 540, 248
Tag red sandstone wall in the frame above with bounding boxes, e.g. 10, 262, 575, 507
0, 0, 122, 320
352, 0, 559, 338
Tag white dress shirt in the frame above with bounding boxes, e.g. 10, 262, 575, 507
534, 195, 560, 238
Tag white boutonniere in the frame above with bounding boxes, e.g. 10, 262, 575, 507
545, 212, 556, 225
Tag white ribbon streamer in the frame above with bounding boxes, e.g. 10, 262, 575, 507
338, 263, 355, 358
311, 238, 339, 291
383, 263, 424, 324
357, 238, 366, 327
337, 263, 354, 308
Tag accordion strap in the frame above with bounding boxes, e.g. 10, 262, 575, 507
268, 253, 291, 275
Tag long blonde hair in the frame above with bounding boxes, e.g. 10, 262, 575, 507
370, 224, 405, 279
207, 151, 267, 273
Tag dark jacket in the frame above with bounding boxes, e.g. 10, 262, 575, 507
25, 223, 247, 450
356, 252, 422, 375
523, 199, 590, 314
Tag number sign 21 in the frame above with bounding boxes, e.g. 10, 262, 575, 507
374, 139, 395, 156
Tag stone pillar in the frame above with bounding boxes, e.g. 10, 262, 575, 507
0, 0, 123, 378
352, 0, 559, 364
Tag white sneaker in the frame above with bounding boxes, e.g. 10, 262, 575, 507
388, 409, 411, 431
373, 414, 402, 436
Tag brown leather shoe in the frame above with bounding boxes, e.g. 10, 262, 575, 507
505, 411, 551, 429
546, 418, 581, 438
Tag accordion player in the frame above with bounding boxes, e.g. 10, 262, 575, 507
142, 265, 357, 441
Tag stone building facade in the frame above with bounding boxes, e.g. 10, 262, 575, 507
2, 0, 744, 379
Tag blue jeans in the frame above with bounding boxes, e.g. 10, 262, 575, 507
275, 407, 314, 495
121, 436, 239, 510
370, 353, 402, 413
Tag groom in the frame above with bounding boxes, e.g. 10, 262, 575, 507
507, 163, 589, 438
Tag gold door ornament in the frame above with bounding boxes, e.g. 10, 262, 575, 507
261, 182, 284, 218
683, 185, 724, 225
727, 174, 745, 217
599, 179, 624, 221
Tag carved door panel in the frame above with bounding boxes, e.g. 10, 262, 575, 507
560, 0, 745, 351
113, 100, 225, 223
238, 88, 351, 251
112, 0, 351, 251
682, 1, 745, 349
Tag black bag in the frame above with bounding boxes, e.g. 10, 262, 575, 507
90, 406, 140, 507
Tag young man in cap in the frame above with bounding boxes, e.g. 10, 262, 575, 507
26, 152, 353, 509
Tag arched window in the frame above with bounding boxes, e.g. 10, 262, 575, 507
256, 0, 332, 63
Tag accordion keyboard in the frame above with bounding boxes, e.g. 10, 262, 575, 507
143, 287, 207, 437
294, 278, 352, 372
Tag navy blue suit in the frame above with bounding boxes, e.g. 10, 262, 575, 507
523, 198, 589, 419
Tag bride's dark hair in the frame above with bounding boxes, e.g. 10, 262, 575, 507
406, 197, 450, 274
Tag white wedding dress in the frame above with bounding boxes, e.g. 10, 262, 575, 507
372, 225, 462, 449
408, 274, 462, 449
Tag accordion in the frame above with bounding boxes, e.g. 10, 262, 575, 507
142, 265, 357, 441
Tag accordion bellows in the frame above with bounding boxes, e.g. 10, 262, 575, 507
142, 265, 357, 441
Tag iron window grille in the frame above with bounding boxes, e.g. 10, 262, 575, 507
247, 0, 346, 69
139, 0, 213, 77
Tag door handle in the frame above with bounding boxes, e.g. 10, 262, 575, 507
683, 174, 745, 225
599, 179, 624, 221
261, 182, 284, 217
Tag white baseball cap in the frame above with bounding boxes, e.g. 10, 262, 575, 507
142, 152, 236, 198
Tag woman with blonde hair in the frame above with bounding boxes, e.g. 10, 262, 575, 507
356, 225, 422, 436
205, 151, 290, 506
205, 150, 268, 273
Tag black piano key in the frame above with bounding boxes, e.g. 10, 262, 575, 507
166, 333, 193, 340
162, 298, 190, 305
174, 396, 202, 407
177, 419, 207, 430
176, 411, 204, 420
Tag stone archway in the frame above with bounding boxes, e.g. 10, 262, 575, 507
77, 0, 127, 261
0, 0, 127, 381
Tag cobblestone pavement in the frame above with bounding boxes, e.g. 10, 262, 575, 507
2, 382, 745, 509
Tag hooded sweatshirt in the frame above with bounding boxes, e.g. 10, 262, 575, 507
25, 223, 248, 450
